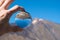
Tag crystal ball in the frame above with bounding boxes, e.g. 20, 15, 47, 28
15, 12, 32, 28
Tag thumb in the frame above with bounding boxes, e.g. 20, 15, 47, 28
7, 5, 25, 18
8, 5, 25, 13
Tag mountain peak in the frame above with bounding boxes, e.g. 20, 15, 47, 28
32, 18, 44, 24
39, 18, 44, 21
32, 18, 39, 24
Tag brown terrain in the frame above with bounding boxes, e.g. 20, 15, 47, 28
0, 18, 60, 40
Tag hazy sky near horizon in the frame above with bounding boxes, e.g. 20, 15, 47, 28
9, 0, 60, 23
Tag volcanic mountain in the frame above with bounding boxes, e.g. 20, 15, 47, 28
0, 18, 60, 40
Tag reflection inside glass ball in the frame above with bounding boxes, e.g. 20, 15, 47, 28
16, 12, 31, 19
15, 12, 32, 28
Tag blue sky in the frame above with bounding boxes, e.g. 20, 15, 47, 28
9, 0, 60, 24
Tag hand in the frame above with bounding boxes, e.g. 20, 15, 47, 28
0, 0, 25, 36
0, 0, 25, 23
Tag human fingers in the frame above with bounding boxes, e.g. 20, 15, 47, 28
0, 0, 5, 7
1, 0, 13, 9
8, 5, 25, 13
7, 5, 25, 17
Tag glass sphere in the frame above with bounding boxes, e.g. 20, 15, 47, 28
15, 12, 32, 28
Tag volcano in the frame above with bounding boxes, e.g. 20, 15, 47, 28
0, 18, 60, 40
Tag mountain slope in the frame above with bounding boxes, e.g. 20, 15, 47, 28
0, 18, 60, 40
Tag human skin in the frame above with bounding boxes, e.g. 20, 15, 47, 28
0, 0, 26, 36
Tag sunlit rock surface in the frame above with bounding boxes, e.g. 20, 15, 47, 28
0, 18, 60, 40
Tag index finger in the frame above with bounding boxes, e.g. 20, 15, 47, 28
1, 0, 13, 9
